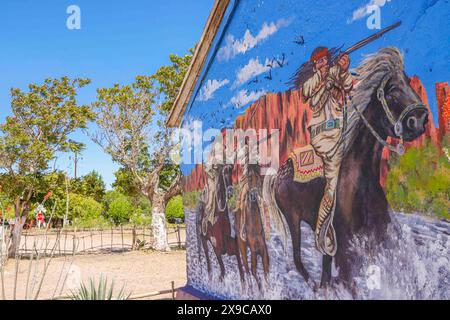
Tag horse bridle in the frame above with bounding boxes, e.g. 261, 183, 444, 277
354, 73, 425, 156
215, 168, 233, 212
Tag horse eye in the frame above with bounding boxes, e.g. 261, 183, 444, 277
386, 83, 396, 94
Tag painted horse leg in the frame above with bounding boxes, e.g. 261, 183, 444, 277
202, 237, 212, 275
228, 236, 246, 284
236, 209, 250, 274
216, 252, 226, 281
250, 249, 261, 289
261, 245, 270, 283
238, 238, 250, 274
288, 217, 311, 282
320, 254, 333, 287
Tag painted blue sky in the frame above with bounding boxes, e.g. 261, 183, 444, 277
0, 0, 214, 188
182, 0, 449, 174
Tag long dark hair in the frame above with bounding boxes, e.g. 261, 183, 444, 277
288, 46, 342, 91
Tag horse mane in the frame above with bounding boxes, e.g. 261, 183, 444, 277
341, 47, 405, 154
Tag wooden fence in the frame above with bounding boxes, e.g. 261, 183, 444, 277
12, 226, 186, 258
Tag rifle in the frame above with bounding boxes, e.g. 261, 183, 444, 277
334, 21, 402, 62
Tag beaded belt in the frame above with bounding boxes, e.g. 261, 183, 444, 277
310, 119, 341, 139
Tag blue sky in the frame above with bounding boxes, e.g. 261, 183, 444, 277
181, 0, 449, 174
0, 0, 214, 188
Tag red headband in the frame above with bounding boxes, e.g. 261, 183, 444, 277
310, 48, 329, 62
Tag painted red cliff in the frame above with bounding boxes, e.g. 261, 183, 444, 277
183, 78, 445, 192
436, 82, 450, 139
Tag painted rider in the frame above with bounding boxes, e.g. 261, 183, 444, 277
202, 137, 223, 235
301, 47, 353, 256
236, 139, 259, 241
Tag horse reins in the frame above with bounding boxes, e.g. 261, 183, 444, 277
353, 73, 424, 156
215, 168, 229, 212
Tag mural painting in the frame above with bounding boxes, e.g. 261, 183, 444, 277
179, 0, 450, 299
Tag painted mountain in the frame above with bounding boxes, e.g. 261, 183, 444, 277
183, 78, 449, 192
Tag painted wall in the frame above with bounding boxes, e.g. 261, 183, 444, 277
180, 0, 450, 299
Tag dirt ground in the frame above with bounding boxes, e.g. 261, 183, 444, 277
1, 249, 187, 300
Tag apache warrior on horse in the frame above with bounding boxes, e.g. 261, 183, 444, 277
290, 22, 402, 257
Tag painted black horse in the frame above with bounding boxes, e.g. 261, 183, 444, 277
263, 47, 429, 288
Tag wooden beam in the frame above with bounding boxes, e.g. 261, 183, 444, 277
166, 0, 231, 127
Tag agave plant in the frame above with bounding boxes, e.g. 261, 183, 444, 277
70, 276, 131, 300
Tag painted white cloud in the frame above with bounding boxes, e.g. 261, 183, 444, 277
198, 79, 230, 102
181, 116, 202, 149
229, 89, 267, 109
218, 18, 292, 61
349, 0, 392, 23
233, 57, 277, 88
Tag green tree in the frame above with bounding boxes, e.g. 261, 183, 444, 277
153, 50, 194, 113
0, 77, 93, 256
112, 168, 141, 202
92, 50, 192, 251
71, 171, 106, 203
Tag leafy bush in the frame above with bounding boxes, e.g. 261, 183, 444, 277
106, 196, 133, 225
386, 137, 450, 219
129, 196, 152, 226
103, 191, 151, 226
165, 195, 184, 223
60, 193, 109, 228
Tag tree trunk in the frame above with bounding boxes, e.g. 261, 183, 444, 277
151, 192, 170, 251
8, 215, 26, 258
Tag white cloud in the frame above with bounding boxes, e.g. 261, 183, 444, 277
229, 89, 267, 109
198, 79, 230, 102
218, 18, 292, 61
349, 0, 392, 23
233, 57, 277, 88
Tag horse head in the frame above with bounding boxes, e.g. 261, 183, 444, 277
351, 47, 429, 154
378, 69, 428, 142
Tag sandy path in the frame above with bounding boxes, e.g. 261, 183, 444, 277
1, 250, 186, 300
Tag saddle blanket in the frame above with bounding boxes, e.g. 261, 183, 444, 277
289, 144, 324, 183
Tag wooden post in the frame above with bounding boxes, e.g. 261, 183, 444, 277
64, 231, 67, 256
142, 226, 145, 244
72, 234, 76, 256
121, 225, 124, 251
132, 226, 136, 250
171, 281, 175, 300
110, 227, 113, 251
90, 231, 93, 252
58, 229, 61, 256
177, 226, 181, 249
24, 232, 27, 255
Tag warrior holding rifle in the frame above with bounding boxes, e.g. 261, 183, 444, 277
290, 22, 401, 256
